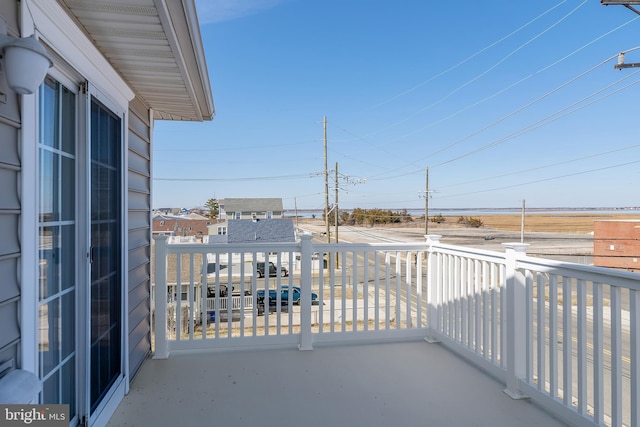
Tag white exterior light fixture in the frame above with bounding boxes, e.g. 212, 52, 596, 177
0, 19, 53, 95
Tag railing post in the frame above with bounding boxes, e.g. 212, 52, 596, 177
153, 234, 170, 359
502, 242, 529, 399
299, 233, 314, 351
425, 235, 442, 343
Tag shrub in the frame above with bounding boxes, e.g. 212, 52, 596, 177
431, 214, 446, 223
457, 216, 484, 228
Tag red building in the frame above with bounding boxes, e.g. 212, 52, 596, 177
593, 220, 640, 272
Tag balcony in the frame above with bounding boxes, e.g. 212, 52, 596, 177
108, 234, 639, 427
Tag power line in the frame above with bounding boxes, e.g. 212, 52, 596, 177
435, 159, 640, 200
437, 144, 640, 189
355, 1, 570, 114
433, 73, 640, 168
373, 14, 640, 150
337, 1, 588, 143
369, 52, 640, 181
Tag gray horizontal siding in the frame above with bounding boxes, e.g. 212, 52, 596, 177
0, 2, 22, 374
127, 101, 151, 378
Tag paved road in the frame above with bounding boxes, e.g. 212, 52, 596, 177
300, 222, 594, 264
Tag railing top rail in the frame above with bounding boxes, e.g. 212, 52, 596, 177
517, 255, 640, 290
163, 241, 302, 254
427, 242, 508, 264
311, 242, 430, 251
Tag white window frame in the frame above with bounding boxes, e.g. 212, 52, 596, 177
21, 2, 135, 426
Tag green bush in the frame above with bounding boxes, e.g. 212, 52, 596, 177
431, 214, 446, 223
457, 216, 483, 228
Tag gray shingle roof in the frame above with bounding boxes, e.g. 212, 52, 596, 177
227, 219, 295, 243
223, 198, 283, 212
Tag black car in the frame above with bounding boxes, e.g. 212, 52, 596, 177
256, 261, 288, 278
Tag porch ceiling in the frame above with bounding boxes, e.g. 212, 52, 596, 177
57, 0, 214, 121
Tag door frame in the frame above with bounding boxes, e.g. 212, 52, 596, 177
83, 83, 129, 427
20, 2, 133, 424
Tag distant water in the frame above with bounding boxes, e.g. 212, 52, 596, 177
286, 207, 640, 218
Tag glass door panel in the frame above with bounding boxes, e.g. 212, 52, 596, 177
38, 78, 78, 420
89, 98, 122, 413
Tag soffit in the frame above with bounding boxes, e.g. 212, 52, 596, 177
57, 0, 214, 121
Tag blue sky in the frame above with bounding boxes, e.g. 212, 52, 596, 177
153, 1, 640, 211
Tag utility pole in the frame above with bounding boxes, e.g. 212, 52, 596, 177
324, 116, 330, 243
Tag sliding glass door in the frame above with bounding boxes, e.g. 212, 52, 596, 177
39, 78, 125, 426
89, 98, 122, 413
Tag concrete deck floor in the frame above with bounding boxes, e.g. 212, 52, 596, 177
107, 340, 570, 427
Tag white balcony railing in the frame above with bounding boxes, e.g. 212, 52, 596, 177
153, 233, 639, 427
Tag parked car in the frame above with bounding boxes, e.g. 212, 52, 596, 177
256, 261, 288, 278
204, 263, 248, 296
256, 286, 318, 306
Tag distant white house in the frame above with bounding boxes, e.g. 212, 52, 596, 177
211, 198, 286, 236
218, 198, 284, 221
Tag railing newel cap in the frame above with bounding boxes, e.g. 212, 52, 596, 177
502, 242, 529, 253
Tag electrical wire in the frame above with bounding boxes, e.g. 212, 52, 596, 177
338, 0, 588, 142
356, 1, 569, 113
434, 159, 640, 200
437, 144, 640, 189
376, 14, 640, 148
369, 50, 640, 181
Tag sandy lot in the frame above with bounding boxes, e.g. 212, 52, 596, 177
298, 212, 640, 234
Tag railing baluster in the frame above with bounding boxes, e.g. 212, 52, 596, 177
417, 250, 424, 329
239, 252, 245, 337
318, 250, 325, 334
364, 250, 370, 331
459, 256, 465, 345
299, 234, 313, 350
330, 250, 336, 333
537, 273, 546, 392
454, 255, 460, 343
525, 270, 533, 383
226, 251, 232, 337
384, 252, 391, 330
375, 250, 380, 331
276, 252, 282, 335
482, 261, 489, 358
214, 252, 220, 339
188, 254, 195, 340
491, 262, 498, 364
562, 276, 572, 407
405, 251, 411, 329
353, 251, 359, 331
251, 251, 258, 337
631, 288, 640, 427
611, 284, 622, 427
577, 279, 587, 416
176, 255, 183, 342
342, 250, 348, 332
549, 275, 558, 399
593, 282, 604, 425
